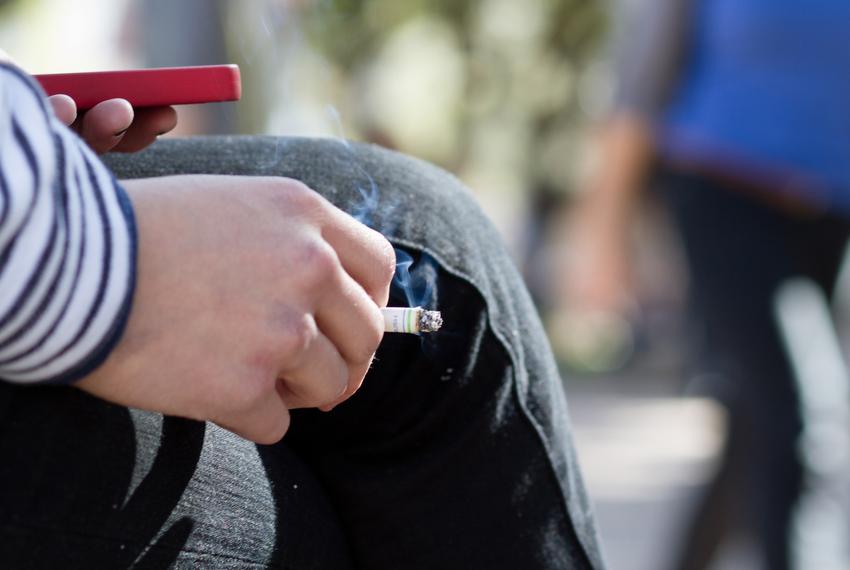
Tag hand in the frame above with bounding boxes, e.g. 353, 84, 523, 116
0, 48, 176, 154
76, 175, 396, 443
48, 95, 177, 154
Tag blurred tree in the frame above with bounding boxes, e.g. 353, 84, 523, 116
299, 0, 606, 270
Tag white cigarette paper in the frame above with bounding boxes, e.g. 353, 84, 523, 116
382, 307, 443, 334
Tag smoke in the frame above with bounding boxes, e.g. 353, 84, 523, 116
392, 249, 438, 309
320, 104, 438, 313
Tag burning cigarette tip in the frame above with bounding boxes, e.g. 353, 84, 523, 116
418, 309, 443, 333
382, 307, 442, 334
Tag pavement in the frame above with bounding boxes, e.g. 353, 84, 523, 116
564, 368, 760, 570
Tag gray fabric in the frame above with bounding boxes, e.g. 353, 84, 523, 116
0, 137, 604, 569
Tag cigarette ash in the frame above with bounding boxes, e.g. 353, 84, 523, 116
418, 309, 443, 333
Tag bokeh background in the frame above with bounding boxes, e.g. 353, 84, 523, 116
3, 1, 849, 569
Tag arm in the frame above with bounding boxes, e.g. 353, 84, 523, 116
0, 63, 137, 384
559, 116, 654, 313
580, 0, 691, 231
576, 0, 691, 261
550, 0, 690, 364
0, 65, 395, 443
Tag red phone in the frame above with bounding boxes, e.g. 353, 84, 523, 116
34, 64, 241, 110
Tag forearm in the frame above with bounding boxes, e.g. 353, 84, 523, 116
0, 64, 136, 384
580, 0, 690, 226
577, 113, 654, 233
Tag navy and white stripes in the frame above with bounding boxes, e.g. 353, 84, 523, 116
0, 64, 136, 384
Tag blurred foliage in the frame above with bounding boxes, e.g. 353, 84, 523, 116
299, 0, 608, 200
303, 0, 475, 66
305, 0, 604, 65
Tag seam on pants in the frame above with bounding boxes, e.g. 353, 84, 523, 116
388, 236, 598, 569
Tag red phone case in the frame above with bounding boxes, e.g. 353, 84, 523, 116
34, 65, 241, 110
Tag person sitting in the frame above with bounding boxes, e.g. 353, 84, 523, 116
0, 61, 604, 569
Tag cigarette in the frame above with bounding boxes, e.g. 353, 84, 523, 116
382, 307, 442, 334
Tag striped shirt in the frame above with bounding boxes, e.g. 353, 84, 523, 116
0, 64, 136, 385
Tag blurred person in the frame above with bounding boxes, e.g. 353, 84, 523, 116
556, 0, 850, 569
0, 55, 605, 568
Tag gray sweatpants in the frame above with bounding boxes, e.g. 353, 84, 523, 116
0, 137, 604, 569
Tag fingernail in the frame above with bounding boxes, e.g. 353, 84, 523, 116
114, 128, 129, 137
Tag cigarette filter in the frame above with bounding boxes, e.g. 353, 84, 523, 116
382, 307, 442, 334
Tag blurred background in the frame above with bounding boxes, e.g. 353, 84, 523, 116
3, 1, 850, 569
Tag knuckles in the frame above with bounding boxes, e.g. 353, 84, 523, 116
293, 239, 339, 290
275, 312, 319, 367
262, 177, 326, 218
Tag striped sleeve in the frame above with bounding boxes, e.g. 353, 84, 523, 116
0, 64, 137, 384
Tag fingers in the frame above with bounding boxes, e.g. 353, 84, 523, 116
312, 263, 384, 410
315, 266, 384, 368
111, 106, 177, 153
48, 94, 77, 125
276, 327, 350, 410
254, 180, 395, 414
218, 309, 360, 439
321, 210, 396, 307
319, 359, 372, 412
270, 238, 382, 411
215, 389, 292, 444
77, 98, 134, 154
74, 101, 177, 154
265, 179, 394, 307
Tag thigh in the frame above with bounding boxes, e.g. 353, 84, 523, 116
660, 172, 849, 401
106, 137, 605, 570
0, 383, 352, 569
661, 173, 803, 398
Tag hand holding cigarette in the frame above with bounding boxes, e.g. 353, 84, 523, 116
77, 175, 395, 444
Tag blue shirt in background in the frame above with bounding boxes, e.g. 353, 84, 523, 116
660, 0, 850, 212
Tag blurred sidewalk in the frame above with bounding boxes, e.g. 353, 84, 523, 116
566, 369, 759, 570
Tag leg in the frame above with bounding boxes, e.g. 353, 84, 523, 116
106, 136, 604, 569
0, 386, 354, 569
663, 171, 850, 570
0, 137, 603, 569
